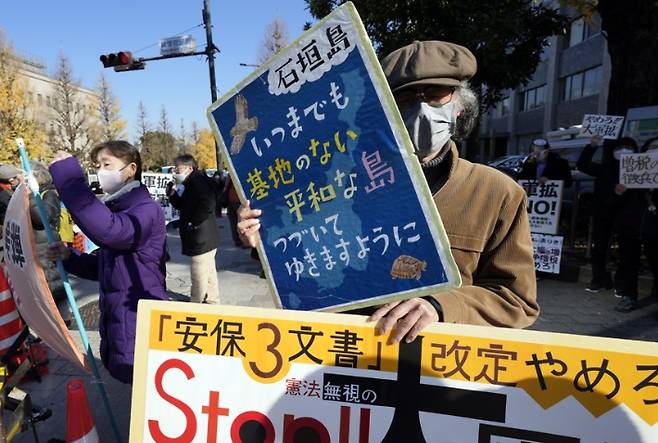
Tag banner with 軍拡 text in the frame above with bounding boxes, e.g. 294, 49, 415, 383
519, 180, 564, 235
142, 172, 180, 221
579, 114, 625, 140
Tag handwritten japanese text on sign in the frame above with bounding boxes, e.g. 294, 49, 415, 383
620, 151, 658, 189
130, 301, 658, 442
207, 3, 459, 311
531, 233, 563, 274
579, 114, 625, 140
519, 180, 564, 235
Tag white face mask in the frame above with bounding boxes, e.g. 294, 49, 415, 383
175, 172, 189, 183
613, 148, 634, 160
97, 164, 130, 194
535, 150, 549, 162
403, 101, 456, 160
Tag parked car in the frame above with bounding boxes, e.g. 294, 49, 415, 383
487, 154, 528, 178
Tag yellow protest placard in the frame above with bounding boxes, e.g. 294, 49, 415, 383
130, 300, 658, 442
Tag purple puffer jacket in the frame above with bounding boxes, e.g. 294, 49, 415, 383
50, 157, 168, 383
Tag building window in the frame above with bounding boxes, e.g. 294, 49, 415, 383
37, 94, 43, 106
492, 96, 511, 118
568, 17, 601, 47
500, 97, 510, 116
561, 65, 602, 101
519, 85, 546, 111
46, 96, 50, 106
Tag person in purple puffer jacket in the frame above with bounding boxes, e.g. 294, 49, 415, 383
46, 141, 168, 383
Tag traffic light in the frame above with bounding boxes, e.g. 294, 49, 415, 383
99, 51, 145, 72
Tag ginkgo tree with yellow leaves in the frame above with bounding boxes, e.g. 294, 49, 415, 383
0, 39, 49, 164
193, 129, 218, 170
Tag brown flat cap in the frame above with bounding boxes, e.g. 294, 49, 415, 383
381, 40, 477, 91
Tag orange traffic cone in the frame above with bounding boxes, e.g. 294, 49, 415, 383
66, 379, 100, 443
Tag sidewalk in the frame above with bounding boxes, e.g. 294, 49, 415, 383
10, 215, 658, 441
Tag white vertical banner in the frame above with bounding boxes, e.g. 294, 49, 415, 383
531, 233, 563, 274
518, 180, 564, 235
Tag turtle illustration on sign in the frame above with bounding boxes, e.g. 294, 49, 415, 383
229, 95, 258, 155
390, 255, 427, 280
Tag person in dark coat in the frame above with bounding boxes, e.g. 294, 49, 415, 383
576, 136, 642, 309
519, 138, 573, 187
637, 137, 658, 302
47, 141, 168, 383
212, 170, 226, 218
167, 154, 220, 304
612, 137, 647, 312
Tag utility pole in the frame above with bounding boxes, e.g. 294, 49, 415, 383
203, 0, 218, 103
203, 0, 222, 168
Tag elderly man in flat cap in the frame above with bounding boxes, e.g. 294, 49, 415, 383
238, 41, 537, 342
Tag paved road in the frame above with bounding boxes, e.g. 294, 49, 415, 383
10, 215, 658, 441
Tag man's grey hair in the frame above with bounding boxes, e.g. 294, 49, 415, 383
452, 80, 479, 140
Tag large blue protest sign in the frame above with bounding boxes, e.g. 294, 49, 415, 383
208, 2, 460, 311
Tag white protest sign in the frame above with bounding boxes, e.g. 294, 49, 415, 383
142, 172, 179, 221
579, 114, 625, 140
518, 180, 564, 235
620, 151, 658, 189
531, 233, 563, 274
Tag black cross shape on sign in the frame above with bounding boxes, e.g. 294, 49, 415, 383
323, 336, 507, 442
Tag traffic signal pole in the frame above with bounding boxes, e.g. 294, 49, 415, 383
203, 0, 218, 104
203, 0, 222, 168
101, 0, 222, 167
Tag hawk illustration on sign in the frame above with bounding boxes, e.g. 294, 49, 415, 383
229, 95, 258, 155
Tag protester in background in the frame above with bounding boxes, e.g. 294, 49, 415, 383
238, 40, 538, 341
641, 137, 658, 300
225, 176, 243, 247
576, 136, 641, 301
167, 154, 220, 304
608, 138, 645, 312
212, 170, 226, 218
46, 141, 168, 384
519, 138, 573, 187
28, 161, 71, 326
